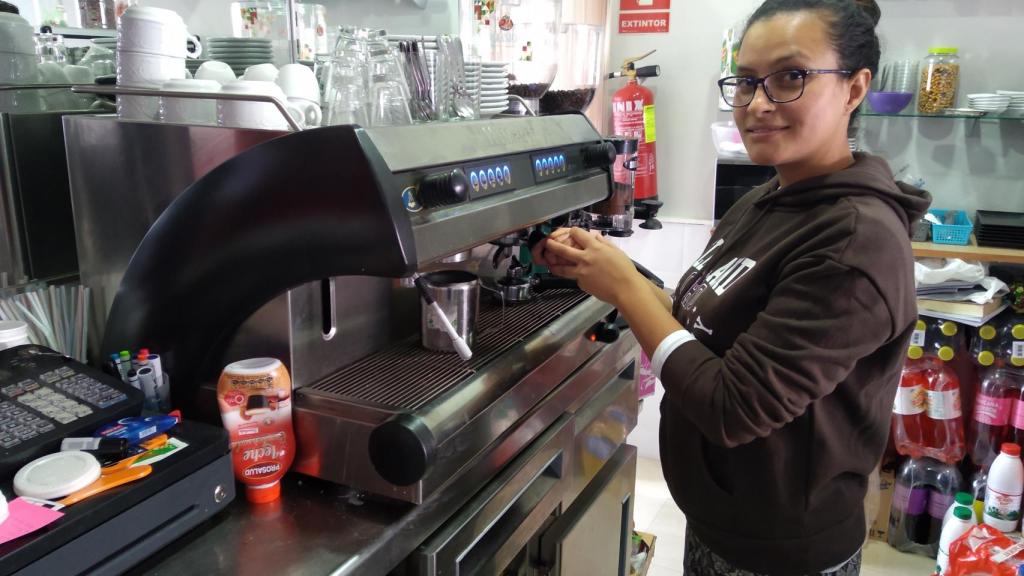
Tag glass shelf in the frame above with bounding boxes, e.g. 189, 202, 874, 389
47, 26, 117, 39
862, 110, 1023, 120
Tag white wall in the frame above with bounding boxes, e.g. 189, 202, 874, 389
609, 0, 1024, 221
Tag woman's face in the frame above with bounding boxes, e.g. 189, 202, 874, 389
733, 11, 867, 167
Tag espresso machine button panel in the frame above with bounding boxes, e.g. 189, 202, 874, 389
531, 149, 572, 183
465, 160, 516, 199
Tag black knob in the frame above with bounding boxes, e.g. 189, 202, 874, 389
582, 142, 617, 169
418, 169, 469, 209
592, 322, 621, 343
638, 199, 664, 230
369, 414, 437, 486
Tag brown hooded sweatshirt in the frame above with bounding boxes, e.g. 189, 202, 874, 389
659, 153, 931, 574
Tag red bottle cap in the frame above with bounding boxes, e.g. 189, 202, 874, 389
246, 481, 281, 504
1002, 443, 1021, 457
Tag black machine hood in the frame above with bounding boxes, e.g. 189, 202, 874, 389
100, 125, 417, 408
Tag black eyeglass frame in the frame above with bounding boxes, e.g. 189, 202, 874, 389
717, 69, 854, 108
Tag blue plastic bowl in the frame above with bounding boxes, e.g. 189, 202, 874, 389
867, 91, 914, 114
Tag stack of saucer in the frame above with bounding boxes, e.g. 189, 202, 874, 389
206, 38, 274, 78
996, 90, 1024, 117
478, 61, 509, 118
967, 93, 1011, 114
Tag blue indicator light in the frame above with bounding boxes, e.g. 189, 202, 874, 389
487, 168, 497, 186
535, 159, 542, 172
503, 166, 511, 182
470, 171, 480, 190
495, 167, 504, 184
479, 171, 489, 188
558, 154, 566, 169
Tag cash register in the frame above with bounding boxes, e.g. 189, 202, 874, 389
0, 345, 233, 576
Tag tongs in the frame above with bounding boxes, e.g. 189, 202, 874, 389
439, 35, 475, 120
399, 40, 435, 122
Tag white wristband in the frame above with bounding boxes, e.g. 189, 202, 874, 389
651, 329, 696, 380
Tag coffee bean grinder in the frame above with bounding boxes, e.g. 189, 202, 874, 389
584, 136, 638, 237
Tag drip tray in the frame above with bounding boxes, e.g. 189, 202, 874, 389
305, 290, 590, 411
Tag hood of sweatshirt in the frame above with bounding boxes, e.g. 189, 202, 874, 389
754, 152, 932, 234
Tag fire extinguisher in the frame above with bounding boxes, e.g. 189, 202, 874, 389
609, 50, 662, 229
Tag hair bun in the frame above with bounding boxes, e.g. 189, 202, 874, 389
853, 0, 881, 27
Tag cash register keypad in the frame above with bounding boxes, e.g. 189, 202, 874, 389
0, 368, 128, 449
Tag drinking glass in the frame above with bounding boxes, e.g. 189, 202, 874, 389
370, 74, 412, 126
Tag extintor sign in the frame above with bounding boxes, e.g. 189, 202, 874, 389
618, 12, 670, 34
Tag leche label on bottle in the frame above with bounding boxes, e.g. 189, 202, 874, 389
910, 329, 926, 347
1014, 341, 1024, 362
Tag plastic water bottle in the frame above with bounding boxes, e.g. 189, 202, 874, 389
922, 357, 966, 464
969, 368, 1024, 468
941, 492, 977, 530
893, 359, 928, 458
936, 506, 974, 575
983, 442, 1024, 533
888, 457, 963, 557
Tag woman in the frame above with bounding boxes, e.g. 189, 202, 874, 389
533, 1, 930, 574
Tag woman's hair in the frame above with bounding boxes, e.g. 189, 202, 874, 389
744, 0, 882, 77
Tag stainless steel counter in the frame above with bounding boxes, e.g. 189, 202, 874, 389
128, 331, 639, 576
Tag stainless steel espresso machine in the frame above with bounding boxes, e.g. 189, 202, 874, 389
66, 113, 646, 575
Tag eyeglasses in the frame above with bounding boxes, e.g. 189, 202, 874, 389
718, 69, 853, 108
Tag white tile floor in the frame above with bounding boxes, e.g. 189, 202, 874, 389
633, 457, 935, 575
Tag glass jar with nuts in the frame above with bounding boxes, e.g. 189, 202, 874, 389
918, 47, 960, 114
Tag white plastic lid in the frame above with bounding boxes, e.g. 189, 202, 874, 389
0, 488, 7, 526
0, 320, 28, 343
223, 358, 282, 376
14, 451, 101, 500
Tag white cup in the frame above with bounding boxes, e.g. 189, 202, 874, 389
118, 91, 159, 121
117, 6, 201, 58
0, 13, 35, 55
37, 61, 83, 111
160, 78, 220, 125
276, 63, 320, 103
242, 63, 278, 83
63, 64, 95, 84
288, 97, 322, 128
218, 80, 303, 131
117, 50, 186, 86
195, 60, 236, 85
0, 51, 39, 84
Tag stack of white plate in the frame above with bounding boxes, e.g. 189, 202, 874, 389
478, 61, 509, 118
206, 37, 273, 78
996, 90, 1024, 117
967, 93, 1011, 114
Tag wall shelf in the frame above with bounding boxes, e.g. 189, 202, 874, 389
47, 26, 116, 39
912, 235, 1024, 264
862, 110, 1023, 121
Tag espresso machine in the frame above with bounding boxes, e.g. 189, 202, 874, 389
66, 113, 645, 574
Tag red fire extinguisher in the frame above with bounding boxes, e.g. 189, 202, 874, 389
609, 50, 662, 229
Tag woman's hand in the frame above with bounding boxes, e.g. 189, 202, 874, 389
531, 227, 601, 268
539, 228, 646, 307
